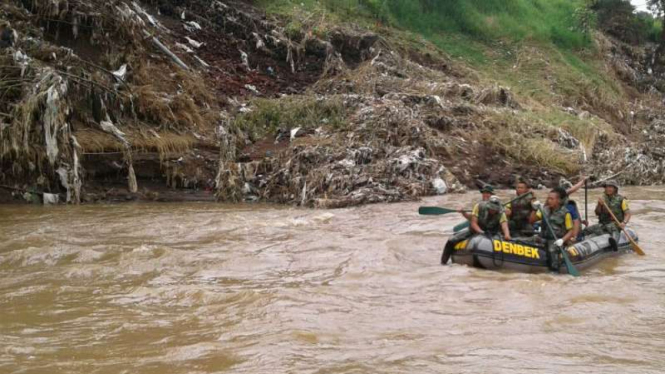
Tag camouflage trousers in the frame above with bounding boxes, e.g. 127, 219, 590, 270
509, 220, 534, 237
583, 223, 619, 237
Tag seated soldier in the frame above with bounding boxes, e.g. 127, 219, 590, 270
555, 184, 582, 243
586, 180, 631, 236
459, 184, 494, 220
505, 180, 535, 236
529, 188, 574, 270
470, 195, 511, 241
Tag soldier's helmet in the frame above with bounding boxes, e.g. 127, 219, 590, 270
602, 180, 619, 190
487, 195, 503, 212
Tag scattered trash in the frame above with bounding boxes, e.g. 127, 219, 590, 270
290, 127, 301, 141
43, 193, 60, 205
176, 43, 194, 53
244, 84, 260, 95
100, 120, 129, 147
240, 50, 251, 71
185, 37, 204, 49
112, 64, 128, 81
432, 178, 448, 195
186, 21, 202, 31
1, 0, 662, 206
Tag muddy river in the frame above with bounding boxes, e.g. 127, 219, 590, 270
1, 187, 664, 373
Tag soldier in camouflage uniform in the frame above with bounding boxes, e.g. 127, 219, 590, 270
530, 189, 575, 270
470, 196, 512, 241
506, 180, 535, 236
585, 180, 631, 236
458, 185, 495, 220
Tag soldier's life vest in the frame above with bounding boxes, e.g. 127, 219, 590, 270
509, 194, 534, 227
540, 205, 571, 239
477, 202, 503, 234
598, 194, 626, 225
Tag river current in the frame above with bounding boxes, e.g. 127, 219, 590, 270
1, 187, 664, 373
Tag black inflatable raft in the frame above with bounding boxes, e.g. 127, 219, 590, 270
442, 228, 639, 274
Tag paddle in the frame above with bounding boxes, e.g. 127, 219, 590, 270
584, 179, 588, 226
538, 206, 580, 276
418, 207, 465, 215
451, 192, 535, 233
453, 221, 470, 232
598, 199, 645, 256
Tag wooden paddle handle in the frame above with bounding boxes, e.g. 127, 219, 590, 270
599, 199, 645, 256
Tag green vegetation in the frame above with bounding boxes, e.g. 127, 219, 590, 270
262, 0, 591, 49
593, 0, 662, 44
372, 0, 589, 49
255, 0, 656, 174
233, 96, 347, 141
259, 0, 628, 108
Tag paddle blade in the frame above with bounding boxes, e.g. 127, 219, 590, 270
631, 241, 645, 256
419, 207, 457, 215
599, 199, 646, 256
453, 221, 470, 232
561, 251, 580, 277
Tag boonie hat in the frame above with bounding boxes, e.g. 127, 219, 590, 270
602, 180, 619, 190
480, 185, 495, 194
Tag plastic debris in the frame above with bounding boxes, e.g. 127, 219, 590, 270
432, 178, 448, 195
100, 120, 129, 147
185, 36, 203, 49
244, 84, 260, 95
43, 193, 60, 205
44, 76, 69, 165
112, 64, 128, 80
187, 21, 202, 31
176, 43, 194, 53
240, 50, 251, 70
290, 127, 301, 141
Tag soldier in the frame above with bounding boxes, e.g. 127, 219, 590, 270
470, 195, 511, 241
556, 182, 583, 242
595, 180, 631, 231
530, 189, 574, 269
505, 180, 535, 236
458, 185, 494, 220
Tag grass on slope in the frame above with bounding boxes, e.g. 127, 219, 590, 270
261, 0, 625, 111
258, 0, 631, 175
261, 0, 591, 57
364, 0, 590, 49
260, 0, 589, 49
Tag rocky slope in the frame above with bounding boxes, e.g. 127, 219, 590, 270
1, 0, 665, 205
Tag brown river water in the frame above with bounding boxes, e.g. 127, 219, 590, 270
1, 187, 664, 374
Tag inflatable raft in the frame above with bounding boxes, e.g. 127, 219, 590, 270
441, 228, 639, 274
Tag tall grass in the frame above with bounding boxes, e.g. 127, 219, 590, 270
264, 0, 590, 49
379, 0, 587, 48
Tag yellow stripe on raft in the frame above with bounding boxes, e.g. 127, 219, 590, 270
454, 240, 469, 251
